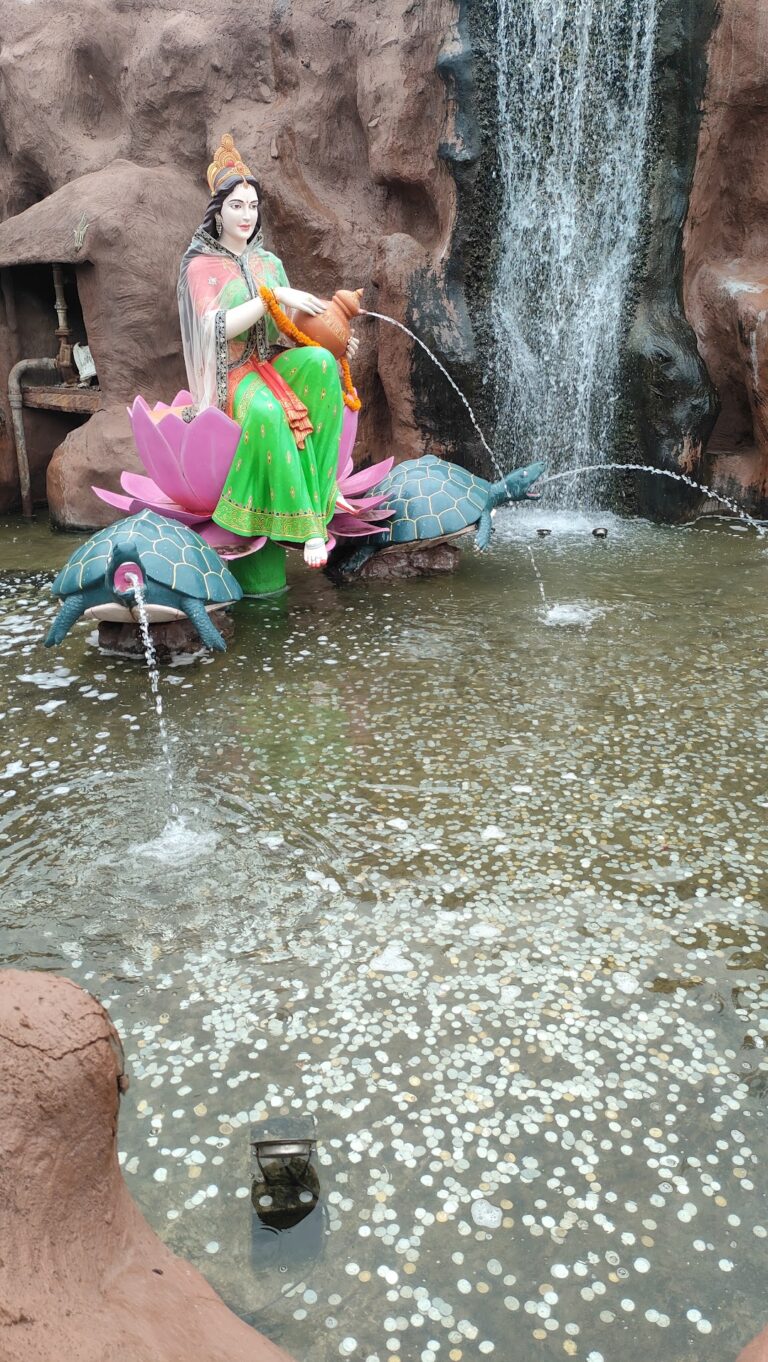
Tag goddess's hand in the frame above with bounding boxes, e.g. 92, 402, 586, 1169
274, 286, 326, 316
346, 334, 360, 360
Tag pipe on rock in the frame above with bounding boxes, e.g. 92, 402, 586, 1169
8, 357, 58, 517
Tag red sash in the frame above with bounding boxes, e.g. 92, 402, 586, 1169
227, 358, 314, 450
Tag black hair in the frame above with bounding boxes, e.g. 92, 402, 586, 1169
201, 174, 262, 242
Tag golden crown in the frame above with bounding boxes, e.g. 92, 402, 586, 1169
206, 133, 253, 195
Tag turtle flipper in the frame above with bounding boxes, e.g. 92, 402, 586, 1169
342, 545, 376, 575
44, 593, 87, 646
475, 508, 493, 552
178, 596, 227, 652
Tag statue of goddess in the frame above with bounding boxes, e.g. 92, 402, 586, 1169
177, 135, 358, 568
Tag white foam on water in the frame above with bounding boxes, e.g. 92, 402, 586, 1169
495, 507, 626, 542
369, 944, 414, 974
471, 1198, 503, 1229
35, 699, 66, 714
544, 603, 605, 627
612, 971, 641, 995
18, 667, 77, 689
131, 817, 218, 865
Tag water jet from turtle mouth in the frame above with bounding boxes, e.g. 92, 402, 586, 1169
540, 462, 766, 533
125, 572, 178, 820
113, 561, 144, 595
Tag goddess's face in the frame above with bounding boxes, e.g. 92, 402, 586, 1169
220, 182, 259, 243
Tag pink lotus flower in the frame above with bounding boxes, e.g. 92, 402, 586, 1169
93, 391, 393, 557
94, 392, 265, 558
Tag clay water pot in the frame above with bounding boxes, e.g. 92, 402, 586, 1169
294, 288, 363, 360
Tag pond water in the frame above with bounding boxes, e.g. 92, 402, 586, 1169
1, 508, 767, 1362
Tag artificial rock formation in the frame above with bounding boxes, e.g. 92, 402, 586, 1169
0, 970, 295, 1362
622, 0, 719, 519
0, 163, 201, 525
0, 0, 467, 528
684, 0, 768, 515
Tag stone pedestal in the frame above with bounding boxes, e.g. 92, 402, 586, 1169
358, 541, 461, 580
97, 609, 234, 661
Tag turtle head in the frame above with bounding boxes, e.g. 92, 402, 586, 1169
492, 460, 547, 506
106, 541, 145, 601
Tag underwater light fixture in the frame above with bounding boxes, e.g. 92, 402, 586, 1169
250, 1116, 319, 1232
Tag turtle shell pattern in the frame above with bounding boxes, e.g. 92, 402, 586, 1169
51, 510, 241, 603
373, 455, 490, 545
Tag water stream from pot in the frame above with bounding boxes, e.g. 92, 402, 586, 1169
361, 310, 507, 481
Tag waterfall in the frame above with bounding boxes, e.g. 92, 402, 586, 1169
492, 0, 658, 501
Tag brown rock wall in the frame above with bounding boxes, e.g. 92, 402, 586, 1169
0, 0, 462, 526
684, 0, 768, 513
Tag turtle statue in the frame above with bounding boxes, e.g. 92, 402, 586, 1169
44, 510, 242, 653
340, 455, 547, 576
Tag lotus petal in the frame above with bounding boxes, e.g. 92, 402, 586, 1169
338, 407, 358, 469
350, 504, 393, 521
120, 472, 183, 508
128, 399, 194, 507
149, 391, 195, 415
196, 522, 267, 558
344, 492, 392, 512
108, 479, 208, 520
115, 474, 207, 524
91, 486, 136, 514
151, 413, 186, 463
340, 457, 394, 495
329, 512, 387, 537
178, 405, 241, 508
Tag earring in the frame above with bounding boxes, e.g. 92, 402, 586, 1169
214, 212, 223, 236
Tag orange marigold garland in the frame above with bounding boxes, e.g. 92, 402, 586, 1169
259, 285, 362, 412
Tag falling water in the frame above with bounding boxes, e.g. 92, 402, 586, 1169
127, 576, 178, 817
493, 0, 658, 498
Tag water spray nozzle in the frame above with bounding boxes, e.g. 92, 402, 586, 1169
114, 562, 144, 594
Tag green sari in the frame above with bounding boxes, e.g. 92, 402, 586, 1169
179, 233, 342, 543
215, 341, 343, 542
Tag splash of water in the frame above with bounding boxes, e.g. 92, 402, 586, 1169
127, 576, 179, 817
543, 462, 766, 534
544, 602, 607, 627
131, 816, 217, 864
493, 0, 658, 500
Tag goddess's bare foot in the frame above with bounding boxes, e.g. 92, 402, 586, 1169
335, 493, 358, 515
304, 537, 328, 568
